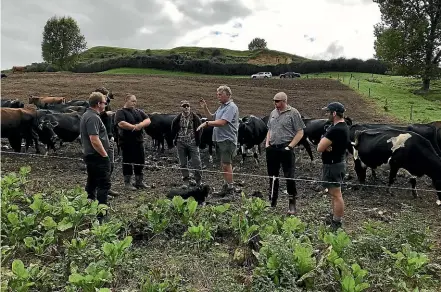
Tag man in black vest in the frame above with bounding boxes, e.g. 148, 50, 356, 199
171, 100, 203, 186
115, 94, 151, 190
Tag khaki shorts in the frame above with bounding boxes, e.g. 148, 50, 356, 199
215, 140, 236, 164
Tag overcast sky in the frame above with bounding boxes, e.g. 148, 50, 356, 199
1, 0, 381, 70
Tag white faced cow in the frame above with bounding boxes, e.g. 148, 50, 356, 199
352, 128, 441, 206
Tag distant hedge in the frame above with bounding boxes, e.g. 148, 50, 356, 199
26, 55, 388, 75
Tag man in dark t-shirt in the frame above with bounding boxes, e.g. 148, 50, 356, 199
317, 102, 350, 231
80, 91, 111, 222
115, 94, 151, 190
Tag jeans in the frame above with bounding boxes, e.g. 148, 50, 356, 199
266, 144, 297, 205
177, 141, 202, 182
84, 154, 111, 205
121, 142, 145, 176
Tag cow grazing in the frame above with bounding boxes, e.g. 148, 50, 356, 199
29, 96, 66, 107
166, 184, 211, 205
199, 118, 215, 163
37, 112, 82, 152
12, 66, 26, 73
352, 128, 441, 206
144, 113, 176, 153
1, 73, 7, 78
1, 99, 24, 108
238, 115, 268, 165
1, 108, 57, 154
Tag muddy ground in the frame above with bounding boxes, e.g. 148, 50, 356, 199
1, 73, 440, 274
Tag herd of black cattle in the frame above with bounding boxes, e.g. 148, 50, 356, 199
1, 95, 441, 206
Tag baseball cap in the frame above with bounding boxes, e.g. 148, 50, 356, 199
322, 102, 345, 113
273, 92, 287, 101
181, 100, 190, 106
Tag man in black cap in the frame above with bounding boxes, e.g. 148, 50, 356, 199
317, 102, 350, 231
171, 100, 203, 186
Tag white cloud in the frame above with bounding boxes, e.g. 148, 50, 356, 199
1, 0, 381, 70
178, 0, 381, 60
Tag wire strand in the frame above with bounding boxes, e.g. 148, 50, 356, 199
0, 150, 439, 193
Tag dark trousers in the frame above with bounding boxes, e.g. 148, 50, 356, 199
266, 145, 297, 205
121, 142, 145, 176
84, 154, 111, 205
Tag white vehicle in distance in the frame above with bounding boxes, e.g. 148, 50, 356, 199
251, 72, 272, 79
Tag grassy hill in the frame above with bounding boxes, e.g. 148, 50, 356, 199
78, 46, 309, 65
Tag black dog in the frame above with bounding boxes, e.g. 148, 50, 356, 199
166, 184, 211, 205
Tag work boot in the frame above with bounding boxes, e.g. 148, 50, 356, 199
287, 198, 297, 215
329, 219, 343, 232
124, 175, 137, 191
134, 174, 148, 189
108, 189, 120, 197
213, 183, 234, 198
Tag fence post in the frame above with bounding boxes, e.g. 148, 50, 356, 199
368, 88, 371, 97
357, 80, 360, 89
343, 76, 345, 82
410, 105, 413, 121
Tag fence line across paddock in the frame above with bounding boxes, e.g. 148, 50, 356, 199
1, 150, 440, 195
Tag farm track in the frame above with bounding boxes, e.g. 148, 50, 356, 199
1, 73, 440, 266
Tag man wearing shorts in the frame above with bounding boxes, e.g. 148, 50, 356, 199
198, 85, 239, 197
317, 101, 350, 231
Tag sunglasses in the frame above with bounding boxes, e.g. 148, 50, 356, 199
274, 100, 283, 103
181, 104, 190, 108
99, 101, 108, 105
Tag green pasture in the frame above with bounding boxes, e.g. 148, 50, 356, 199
304, 72, 441, 123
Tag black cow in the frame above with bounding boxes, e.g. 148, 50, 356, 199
199, 117, 215, 163
1, 99, 24, 108
349, 123, 441, 157
99, 111, 117, 154
1, 73, 7, 78
260, 115, 353, 161
1, 108, 57, 154
38, 103, 87, 114
166, 184, 211, 205
37, 112, 82, 152
352, 128, 441, 205
238, 115, 268, 165
65, 100, 89, 107
144, 113, 176, 153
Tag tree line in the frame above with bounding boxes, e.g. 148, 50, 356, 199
26, 56, 388, 75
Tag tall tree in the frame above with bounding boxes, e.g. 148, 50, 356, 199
41, 16, 87, 70
248, 38, 268, 50
373, 0, 441, 91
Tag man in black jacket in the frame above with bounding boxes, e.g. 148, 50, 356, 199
171, 100, 203, 186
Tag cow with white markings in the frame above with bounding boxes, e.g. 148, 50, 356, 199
237, 115, 268, 165
352, 127, 441, 206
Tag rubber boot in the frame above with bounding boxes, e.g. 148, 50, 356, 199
134, 174, 148, 189
124, 175, 137, 191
